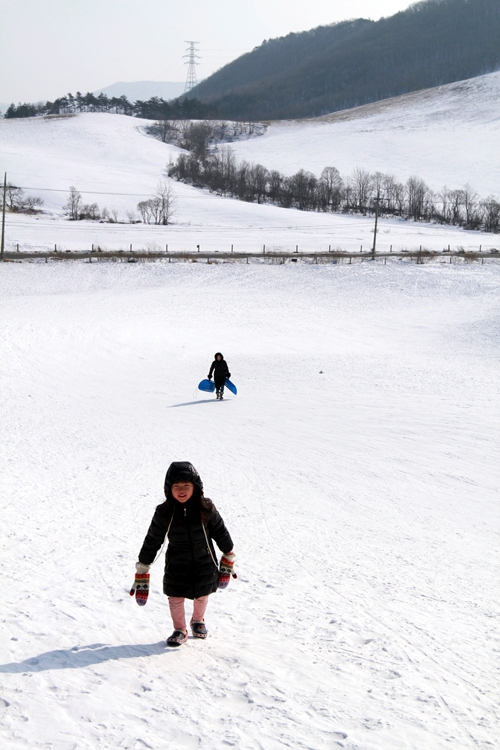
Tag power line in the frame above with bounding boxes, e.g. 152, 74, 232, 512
12, 186, 155, 197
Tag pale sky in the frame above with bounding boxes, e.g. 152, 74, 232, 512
0, 0, 415, 103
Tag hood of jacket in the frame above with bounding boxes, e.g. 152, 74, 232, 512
164, 461, 204, 498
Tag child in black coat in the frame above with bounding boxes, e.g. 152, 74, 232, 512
130, 462, 236, 646
208, 352, 231, 400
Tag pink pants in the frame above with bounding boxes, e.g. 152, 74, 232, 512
168, 596, 209, 631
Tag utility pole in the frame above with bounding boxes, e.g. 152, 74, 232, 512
183, 41, 200, 93
1, 173, 6, 262
371, 192, 386, 260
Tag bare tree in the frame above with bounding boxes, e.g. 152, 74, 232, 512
448, 189, 465, 225
154, 181, 176, 225
137, 200, 154, 224
137, 182, 176, 225
406, 175, 429, 220
64, 186, 82, 220
481, 196, 500, 233
5, 184, 44, 213
463, 184, 479, 228
350, 167, 372, 212
80, 202, 100, 220
319, 167, 342, 211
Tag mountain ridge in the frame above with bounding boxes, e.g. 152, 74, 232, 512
186, 0, 500, 120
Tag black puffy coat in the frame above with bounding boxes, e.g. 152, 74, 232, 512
208, 353, 230, 386
138, 498, 233, 599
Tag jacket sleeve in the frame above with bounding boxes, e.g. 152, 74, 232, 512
208, 361, 215, 378
207, 510, 233, 554
138, 508, 168, 565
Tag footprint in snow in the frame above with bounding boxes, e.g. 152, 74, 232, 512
331, 731, 348, 740
348, 633, 376, 646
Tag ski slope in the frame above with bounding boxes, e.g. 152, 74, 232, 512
1, 261, 499, 750
0, 72, 499, 255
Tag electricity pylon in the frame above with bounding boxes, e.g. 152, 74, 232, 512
184, 41, 200, 93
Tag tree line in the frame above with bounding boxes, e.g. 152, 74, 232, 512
167, 146, 499, 233
3, 93, 216, 120
146, 119, 265, 157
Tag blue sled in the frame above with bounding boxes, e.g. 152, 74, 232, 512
198, 379, 215, 393
225, 379, 237, 395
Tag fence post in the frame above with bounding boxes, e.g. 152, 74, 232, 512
263, 244, 265, 254
0, 172, 6, 262
231, 244, 233, 252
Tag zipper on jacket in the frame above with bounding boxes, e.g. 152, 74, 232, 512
184, 506, 196, 598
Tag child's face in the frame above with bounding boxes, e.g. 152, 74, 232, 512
171, 482, 194, 503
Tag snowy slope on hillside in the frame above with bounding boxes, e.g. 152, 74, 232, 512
230, 72, 500, 195
1, 262, 499, 750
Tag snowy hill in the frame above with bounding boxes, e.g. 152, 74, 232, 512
1, 261, 499, 749
94, 80, 185, 102
0, 72, 498, 255
230, 72, 500, 196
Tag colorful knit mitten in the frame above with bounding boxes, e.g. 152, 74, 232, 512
130, 562, 150, 606
218, 552, 237, 589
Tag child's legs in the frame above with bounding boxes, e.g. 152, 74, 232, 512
192, 595, 209, 623
168, 597, 187, 631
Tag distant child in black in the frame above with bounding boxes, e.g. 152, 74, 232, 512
208, 352, 231, 400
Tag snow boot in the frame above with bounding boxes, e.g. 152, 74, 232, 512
166, 629, 188, 647
190, 621, 208, 639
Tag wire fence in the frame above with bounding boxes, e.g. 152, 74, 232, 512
2, 247, 499, 265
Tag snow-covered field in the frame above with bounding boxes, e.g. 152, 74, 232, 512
0, 72, 499, 256
1, 261, 499, 750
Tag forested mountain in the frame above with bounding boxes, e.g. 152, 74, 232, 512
186, 0, 500, 120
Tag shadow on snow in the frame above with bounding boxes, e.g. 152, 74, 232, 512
169, 398, 229, 408
0, 642, 173, 673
